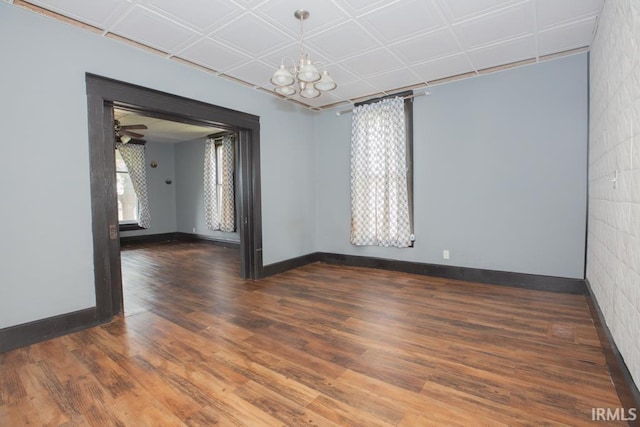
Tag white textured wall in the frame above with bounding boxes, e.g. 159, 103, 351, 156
587, 0, 640, 387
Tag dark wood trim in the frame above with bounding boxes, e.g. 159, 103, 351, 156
261, 252, 586, 294
354, 90, 413, 107
207, 130, 236, 139
585, 280, 640, 424
262, 253, 320, 277
174, 232, 240, 249
86, 89, 119, 322
120, 232, 176, 246
119, 223, 144, 232
119, 232, 240, 249
0, 308, 100, 354
86, 73, 263, 322
319, 253, 586, 294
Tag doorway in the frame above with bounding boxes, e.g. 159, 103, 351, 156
86, 74, 263, 322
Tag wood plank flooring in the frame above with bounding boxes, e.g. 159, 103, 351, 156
0, 242, 624, 426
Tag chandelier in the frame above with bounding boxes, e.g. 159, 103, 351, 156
270, 10, 337, 99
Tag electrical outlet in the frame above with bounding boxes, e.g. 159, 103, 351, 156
443, 250, 450, 260
192, 227, 196, 233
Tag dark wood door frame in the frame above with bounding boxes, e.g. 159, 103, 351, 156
86, 74, 263, 321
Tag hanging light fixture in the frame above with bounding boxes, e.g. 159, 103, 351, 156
270, 10, 337, 99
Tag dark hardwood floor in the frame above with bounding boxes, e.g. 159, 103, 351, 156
0, 242, 624, 426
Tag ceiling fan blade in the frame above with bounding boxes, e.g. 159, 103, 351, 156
120, 124, 148, 130
120, 129, 145, 139
128, 138, 146, 145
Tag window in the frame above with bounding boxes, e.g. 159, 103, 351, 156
350, 92, 414, 247
204, 134, 236, 232
115, 149, 139, 227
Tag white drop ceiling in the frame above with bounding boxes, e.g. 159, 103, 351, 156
16, 0, 603, 110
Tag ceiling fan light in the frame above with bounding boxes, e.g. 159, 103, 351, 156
314, 70, 337, 91
271, 64, 295, 86
275, 85, 296, 96
297, 60, 321, 83
120, 135, 132, 144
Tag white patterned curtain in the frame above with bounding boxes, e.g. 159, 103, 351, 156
219, 135, 235, 232
350, 97, 411, 247
116, 143, 151, 228
204, 138, 219, 231
204, 136, 235, 232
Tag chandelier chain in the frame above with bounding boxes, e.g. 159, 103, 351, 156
299, 15, 305, 61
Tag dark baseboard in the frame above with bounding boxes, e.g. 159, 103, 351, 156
120, 232, 176, 246
174, 232, 240, 249
120, 232, 240, 249
262, 252, 320, 277
319, 252, 586, 294
0, 307, 101, 354
585, 280, 640, 425
260, 251, 586, 294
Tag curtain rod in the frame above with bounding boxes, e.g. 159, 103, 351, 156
335, 90, 430, 116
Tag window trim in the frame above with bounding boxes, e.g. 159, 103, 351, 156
119, 223, 143, 232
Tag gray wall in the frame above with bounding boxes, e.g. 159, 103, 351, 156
0, 4, 316, 329
587, 0, 640, 387
120, 141, 177, 237
315, 53, 588, 279
175, 138, 239, 242
0, 2, 590, 331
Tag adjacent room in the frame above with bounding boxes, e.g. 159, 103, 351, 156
1, 0, 639, 425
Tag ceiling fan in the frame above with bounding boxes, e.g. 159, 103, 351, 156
115, 119, 147, 144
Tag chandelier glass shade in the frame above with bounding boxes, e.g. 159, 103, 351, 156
271, 10, 336, 99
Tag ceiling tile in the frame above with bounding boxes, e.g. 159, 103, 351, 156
338, 49, 404, 78
358, 0, 445, 44
233, 0, 268, 9
467, 35, 536, 70
16, 0, 604, 110
177, 37, 251, 72
305, 20, 380, 61
536, 0, 602, 30
24, 0, 131, 28
141, 0, 244, 32
452, 2, 534, 50
290, 92, 345, 108
321, 64, 358, 85
390, 28, 460, 65
538, 18, 597, 56
209, 13, 292, 57
332, 79, 380, 100
411, 53, 474, 82
226, 60, 275, 87
258, 43, 302, 68
336, 0, 401, 17
367, 68, 422, 93
254, 0, 348, 36
110, 5, 199, 52
436, 0, 521, 23
259, 43, 332, 70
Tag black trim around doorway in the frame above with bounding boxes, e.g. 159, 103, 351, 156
85, 74, 263, 322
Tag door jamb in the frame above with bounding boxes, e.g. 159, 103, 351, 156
85, 74, 263, 320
